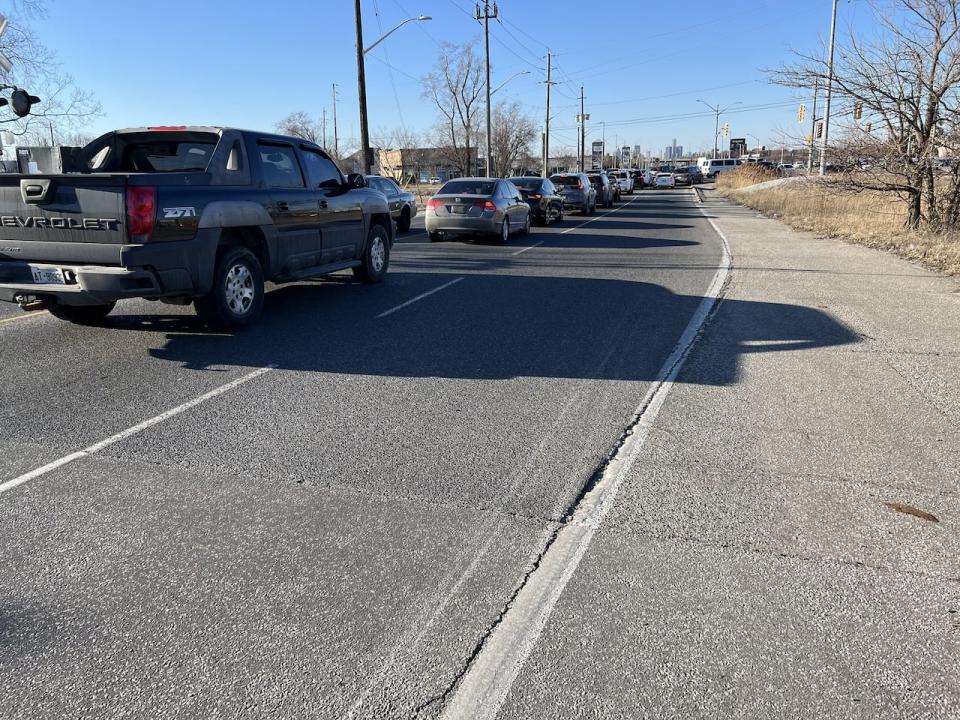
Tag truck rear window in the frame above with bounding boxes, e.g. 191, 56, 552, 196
120, 140, 216, 172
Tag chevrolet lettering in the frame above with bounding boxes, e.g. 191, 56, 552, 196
0, 216, 120, 230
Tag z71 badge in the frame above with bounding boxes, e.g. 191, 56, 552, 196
162, 207, 197, 219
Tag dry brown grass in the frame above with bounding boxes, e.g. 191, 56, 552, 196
716, 165, 780, 190
717, 172, 960, 277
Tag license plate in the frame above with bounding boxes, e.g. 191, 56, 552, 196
452, 205, 467, 214
30, 266, 65, 284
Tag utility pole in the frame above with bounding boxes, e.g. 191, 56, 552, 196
332, 83, 339, 158
476, 1, 498, 177
322, 108, 328, 150
819, 0, 838, 176
808, 76, 819, 172
579, 85, 586, 171
543, 49, 552, 177
354, 0, 372, 174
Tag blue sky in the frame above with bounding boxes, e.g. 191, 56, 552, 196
32, 0, 866, 156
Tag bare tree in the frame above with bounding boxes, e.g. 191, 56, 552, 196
774, 0, 960, 229
0, 1, 101, 142
489, 100, 537, 177
422, 42, 484, 176
276, 111, 321, 144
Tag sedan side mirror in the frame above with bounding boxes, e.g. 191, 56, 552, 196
346, 173, 366, 189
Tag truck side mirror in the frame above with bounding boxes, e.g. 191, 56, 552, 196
346, 173, 366, 189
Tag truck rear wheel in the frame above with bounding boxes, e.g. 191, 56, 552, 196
194, 246, 264, 331
48, 302, 115, 326
353, 222, 390, 283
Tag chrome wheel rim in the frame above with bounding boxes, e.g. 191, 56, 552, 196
224, 263, 255, 315
502, 221, 509, 241
370, 235, 386, 272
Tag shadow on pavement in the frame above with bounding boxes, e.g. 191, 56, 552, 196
129, 273, 860, 386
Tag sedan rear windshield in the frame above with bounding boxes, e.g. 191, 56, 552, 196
550, 175, 581, 186
439, 180, 496, 195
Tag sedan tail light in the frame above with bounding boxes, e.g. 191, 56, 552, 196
427, 198, 443, 210
473, 199, 496, 210
530, 193, 542, 199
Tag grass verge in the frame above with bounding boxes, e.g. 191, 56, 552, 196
717, 172, 960, 277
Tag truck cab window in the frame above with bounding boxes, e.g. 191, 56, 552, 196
300, 149, 343, 189
257, 144, 305, 188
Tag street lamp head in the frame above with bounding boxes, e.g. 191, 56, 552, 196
417, 15, 432, 21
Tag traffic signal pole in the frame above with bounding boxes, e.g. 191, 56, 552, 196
819, 0, 838, 176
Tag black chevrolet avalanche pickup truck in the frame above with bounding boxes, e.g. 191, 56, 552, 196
0, 126, 394, 330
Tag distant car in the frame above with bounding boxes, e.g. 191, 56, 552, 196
429, 176, 441, 184
587, 172, 615, 208
366, 175, 417, 232
609, 177, 621, 202
672, 167, 693, 186
606, 169, 634, 194
685, 166, 704, 184
654, 172, 676, 189
630, 169, 645, 189
425, 177, 530, 244
550, 172, 597, 215
509, 176, 564, 225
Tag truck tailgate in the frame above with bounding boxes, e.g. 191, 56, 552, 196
0, 175, 126, 265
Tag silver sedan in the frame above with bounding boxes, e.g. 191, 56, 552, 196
425, 177, 531, 243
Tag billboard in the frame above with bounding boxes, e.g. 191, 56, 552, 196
591, 141, 603, 170
621, 146, 631, 164
730, 138, 747, 158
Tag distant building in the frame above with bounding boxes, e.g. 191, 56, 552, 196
371, 146, 479, 183
663, 145, 684, 160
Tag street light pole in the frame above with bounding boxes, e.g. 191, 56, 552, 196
354, 4, 432, 175
543, 49, 552, 177
354, 0, 371, 174
819, 0, 839, 176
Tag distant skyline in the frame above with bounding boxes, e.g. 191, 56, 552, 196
32, 0, 868, 154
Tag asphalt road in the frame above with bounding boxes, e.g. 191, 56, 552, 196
0, 189, 725, 718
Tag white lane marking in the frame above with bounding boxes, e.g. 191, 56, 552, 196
376, 276, 464, 318
439, 200, 732, 720
511, 240, 543, 256
559, 192, 643, 235
0, 365, 276, 495
0, 311, 47, 326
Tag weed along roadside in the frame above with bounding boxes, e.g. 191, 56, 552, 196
715, 169, 960, 277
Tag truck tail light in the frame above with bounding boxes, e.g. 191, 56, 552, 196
126, 186, 156, 240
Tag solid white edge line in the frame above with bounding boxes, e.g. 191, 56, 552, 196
0, 365, 276, 495
511, 240, 544, 256
438, 194, 732, 720
376, 276, 464, 318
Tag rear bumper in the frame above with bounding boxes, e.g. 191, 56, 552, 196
0, 263, 165, 306
0, 232, 219, 306
425, 214, 500, 235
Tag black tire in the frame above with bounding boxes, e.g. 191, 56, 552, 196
428, 231, 444, 242
193, 246, 264, 332
397, 207, 411, 233
48, 301, 115, 326
556, 205, 564, 222
520, 213, 530, 235
590, 202, 597, 215
194, 246, 265, 331
492, 219, 509, 244
541, 209, 550, 227
353, 222, 391, 283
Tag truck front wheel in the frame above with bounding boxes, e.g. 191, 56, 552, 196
48, 301, 116, 326
353, 223, 390, 283
194, 246, 264, 331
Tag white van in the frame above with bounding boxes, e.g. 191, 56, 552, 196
697, 157, 743, 179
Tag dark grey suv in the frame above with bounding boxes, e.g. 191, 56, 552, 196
549, 172, 597, 215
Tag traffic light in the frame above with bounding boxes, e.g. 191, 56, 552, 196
806, 133, 813, 144
722, 122, 729, 137
815, 120, 824, 139
798, 103, 806, 123
865, 121, 872, 133
853, 101, 863, 120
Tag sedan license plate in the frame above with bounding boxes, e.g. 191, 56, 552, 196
30, 265, 65, 285
452, 205, 468, 214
